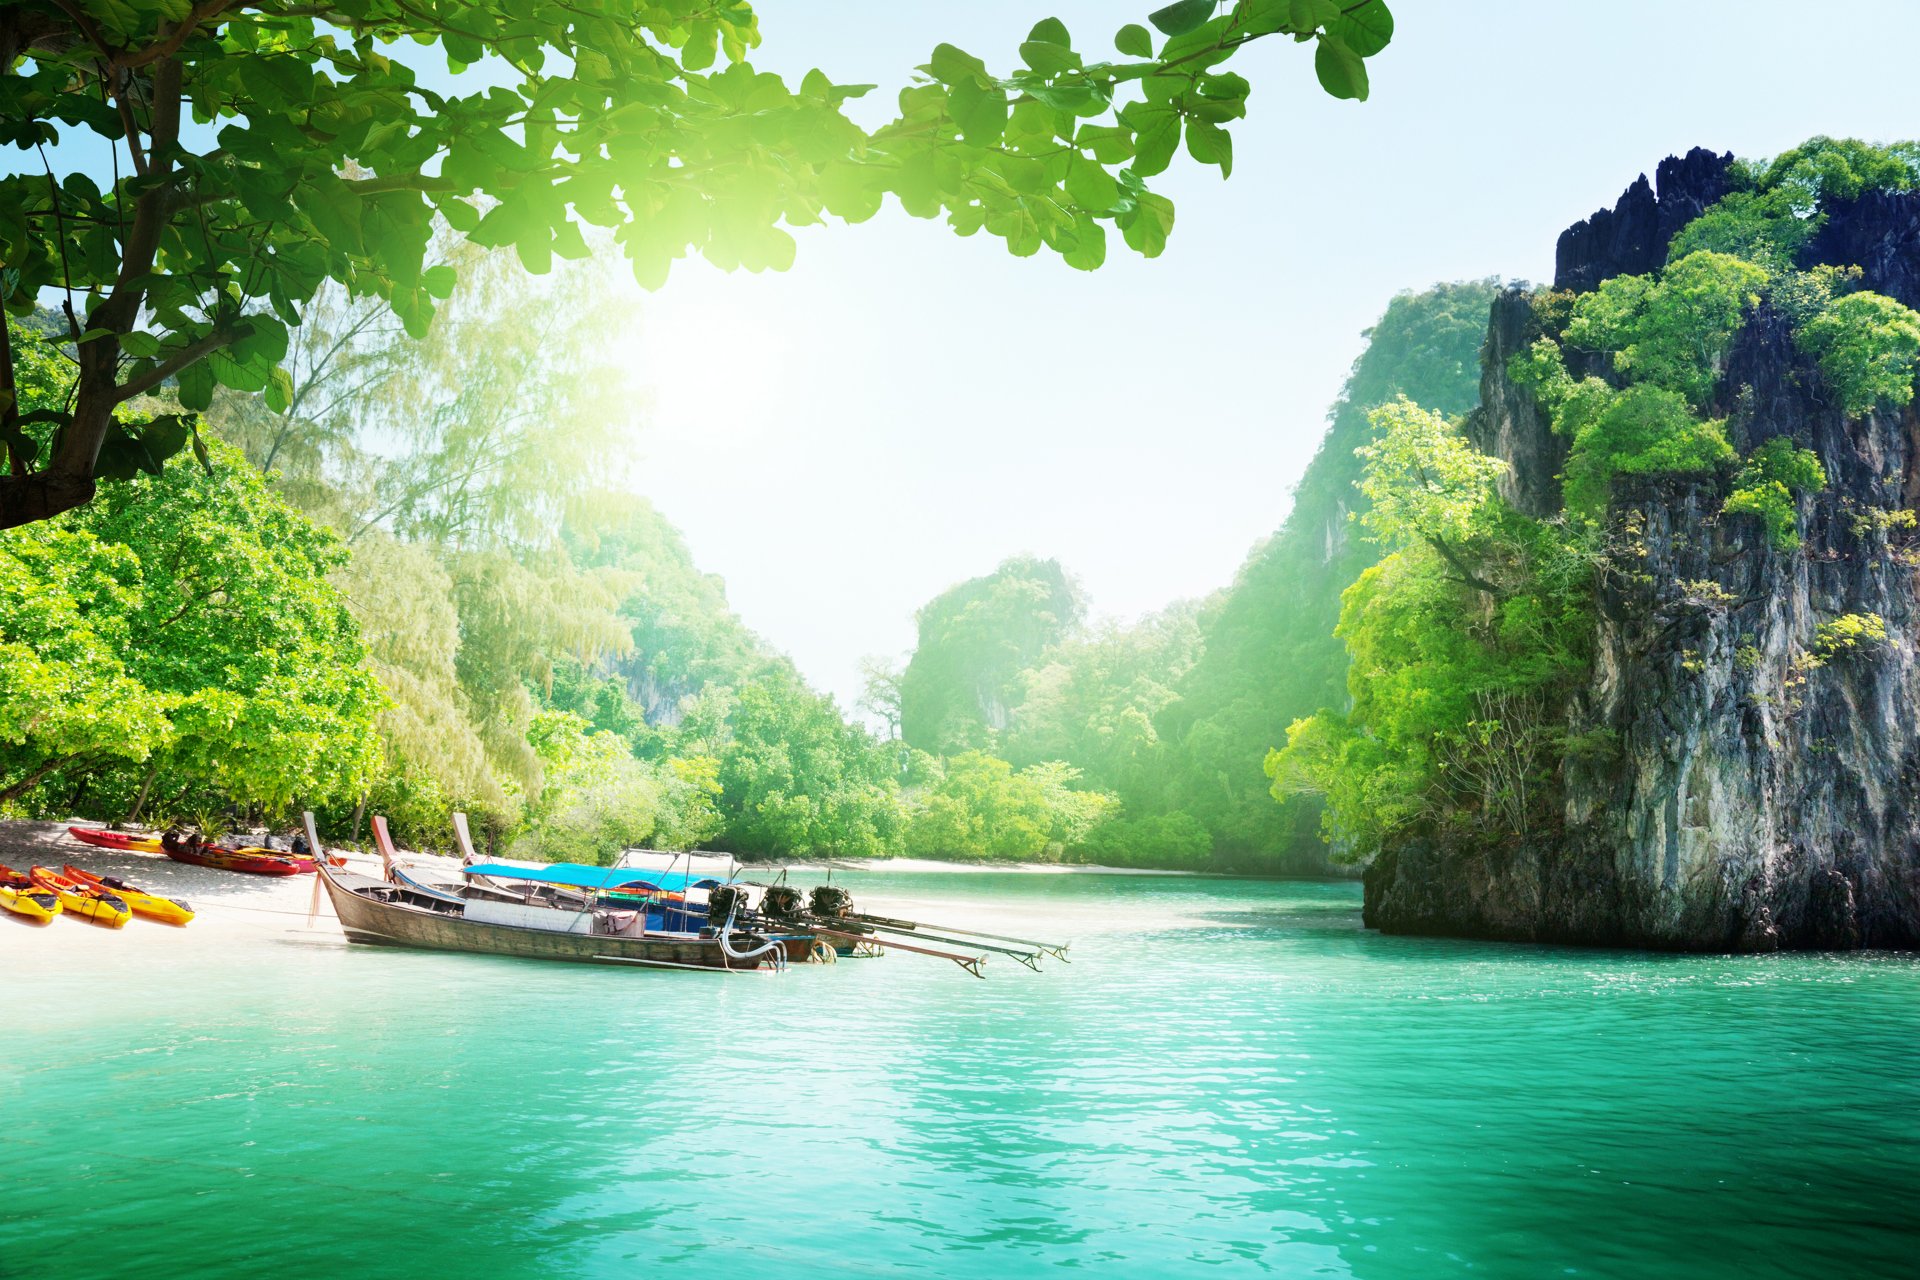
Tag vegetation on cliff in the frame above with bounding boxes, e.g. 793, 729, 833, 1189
1273, 136, 1920, 866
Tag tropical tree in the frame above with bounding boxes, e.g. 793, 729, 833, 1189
0, 0, 1394, 528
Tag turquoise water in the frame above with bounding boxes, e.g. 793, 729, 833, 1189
4, 871, 1917, 1278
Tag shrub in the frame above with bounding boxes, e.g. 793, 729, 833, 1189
1668, 189, 1816, 272
1814, 612, 1889, 658
1564, 251, 1769, 408
1561, 384, 1735, 517
1722, 438, 1827, 550
1759, 136, 1920, 210
1795, 290, 1920, 416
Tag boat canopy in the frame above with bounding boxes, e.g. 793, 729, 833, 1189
461, 862, 725, 894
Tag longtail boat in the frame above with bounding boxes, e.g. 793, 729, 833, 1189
0, 867, 60, 924
26, 866, 130, 928
66, 826, 164, 854
307, 813, 797, 972
61, 865, 194, 926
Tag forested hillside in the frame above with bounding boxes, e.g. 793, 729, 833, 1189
885, 282, 1496, 870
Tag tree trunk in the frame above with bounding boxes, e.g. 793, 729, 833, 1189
0, 754, 77, 804
124, 758, 162, 826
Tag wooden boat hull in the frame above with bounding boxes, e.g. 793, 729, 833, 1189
317, 863, 781, 971
67, 826, 163, 854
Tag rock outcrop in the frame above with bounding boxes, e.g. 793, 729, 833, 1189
1554, 147, 1737, 290
1365, 159, 1920, 951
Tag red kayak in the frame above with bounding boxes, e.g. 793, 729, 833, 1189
67, 826, 164, 854
161, 840, 304, 877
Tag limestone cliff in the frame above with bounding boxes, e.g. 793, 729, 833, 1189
1365, 157, 1920, 950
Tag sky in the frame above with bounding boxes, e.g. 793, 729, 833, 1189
603, 0, 1920, 712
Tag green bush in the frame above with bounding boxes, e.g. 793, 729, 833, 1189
1814, 612, 1889, 657
1564, 251, 1769, 408
1560, 384, 1735, 517
1795, 290, 1920, 416
1722, 438, 1827, 551
1667, 190, 1816, 272
1759, 136, 1920, 209
1068, 810, 1214, 869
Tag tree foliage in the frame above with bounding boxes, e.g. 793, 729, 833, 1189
1795, 290, 1920, 416
0, 0, 1392, 528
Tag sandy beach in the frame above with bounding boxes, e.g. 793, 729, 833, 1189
0, 819, 384, 955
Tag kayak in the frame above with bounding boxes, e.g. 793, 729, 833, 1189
0, 875, 60, 924
161, 842, 304, 877
27, 865, 131, 928
66, 826, 164, 854
61, 864, 194, 926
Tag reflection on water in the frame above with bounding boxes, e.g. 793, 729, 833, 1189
3, 872, 1918, 1278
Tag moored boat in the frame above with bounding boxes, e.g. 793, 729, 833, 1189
314, 856, 790, 971
61, 865, 194, 926
26, 866, 131, 928
66, 826, 164, 854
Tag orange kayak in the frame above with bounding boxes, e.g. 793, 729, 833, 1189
0, 868, 60, 924
26, 865, 130, 928
62, 864, 194, 926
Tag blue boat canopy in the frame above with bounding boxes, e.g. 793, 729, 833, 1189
462, 862, 725, 893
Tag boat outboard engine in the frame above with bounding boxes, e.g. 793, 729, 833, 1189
762, 884, 804, 919
810, 885, 853, 918
706, 885, 750, 929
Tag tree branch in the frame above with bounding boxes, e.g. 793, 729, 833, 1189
113, 327, 235, 403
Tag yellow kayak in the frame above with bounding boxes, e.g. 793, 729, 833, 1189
29, 866, 131, 929
0, 882, 60, 924
62, 865, 193, 926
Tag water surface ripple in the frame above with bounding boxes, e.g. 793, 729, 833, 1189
3, 873, 1916, 1278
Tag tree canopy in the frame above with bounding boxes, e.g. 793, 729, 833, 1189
0, 0, 1394, 529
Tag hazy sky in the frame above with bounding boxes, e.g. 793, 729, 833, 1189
609, 0, 1920, 711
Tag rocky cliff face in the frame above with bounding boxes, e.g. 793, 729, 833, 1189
1365, 162, 1920, 951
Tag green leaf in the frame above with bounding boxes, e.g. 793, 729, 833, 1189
1120, 191, 1175, 257
190, 422, 213, 477
118, 331, 162, 358
1076, 124, 1135, 164
1330, 0, 1394, 57
926, 43, 990, 85
1115, 23, 1154, 57
421, 264, 458, 299
264, 364, 295, 414
1028, 17, 1071, 45
1185, 119, 1232, 176
176, 360, 214, 412
1148, 0, 1216, 36
1019, 40, 1081, 76
1314, 33, 1369, 100
1065, 155, 1122, 212
1121, 104, 1180, 177
140, 414, 192, 469
1287, 0, 1341, 32
947, 78, 1009, 145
